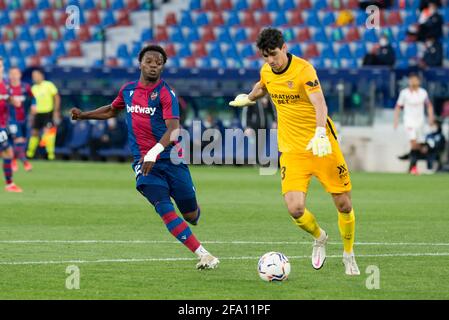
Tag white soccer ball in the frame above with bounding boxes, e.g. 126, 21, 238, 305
257, 252, 291, 282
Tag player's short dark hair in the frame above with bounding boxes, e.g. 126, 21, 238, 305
256, 28, 285, 53
408, 72, 420, 79
138, 45, 167, 64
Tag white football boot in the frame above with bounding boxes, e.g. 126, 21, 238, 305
342, 252, 360, 276
312, 230, 328, 270
196, 254, 220, 270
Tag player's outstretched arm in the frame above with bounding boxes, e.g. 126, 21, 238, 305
307, 91, 332, 157
229, 82, 267, 107
139, 118, 179, 176
71, 105, 120, 121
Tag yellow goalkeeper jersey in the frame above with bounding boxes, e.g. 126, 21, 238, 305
259, 53, 336, 153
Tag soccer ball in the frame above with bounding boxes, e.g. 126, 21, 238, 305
257, 252, 291, 282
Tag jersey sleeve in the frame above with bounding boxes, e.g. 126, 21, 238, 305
258, 68, 266, 88
396, 90, 405, 106
160, 86, 180, 119
301, 65, 322, 96
48, 82, 58, 95
111, 84, 127, 110
423, 89, 430, 104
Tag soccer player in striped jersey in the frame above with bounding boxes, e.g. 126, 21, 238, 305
0, 58, 23, 192
8, 67, 33, 172
230, 28, 360, 275
71, 45, 219, 270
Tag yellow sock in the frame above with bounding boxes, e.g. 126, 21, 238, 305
45, 128, 57, 160
291, 208, 322, 239
338, 209, 355, 254
26, 136, 40, 158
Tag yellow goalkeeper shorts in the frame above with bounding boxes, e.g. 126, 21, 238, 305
279, 137, 352, 194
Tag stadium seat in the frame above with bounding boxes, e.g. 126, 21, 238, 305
201, 26, 216, 42
321, 12, 335, 26
83, 0, 95, 9
305, 11, 321, 27
331, 28, 344, 42
313, 0, 328, 10
336, 44, 353, 59
126, 0, 139, 10
164, 43, 176, 57
37, 0, 50, 9
186, 27, 200, 42
224, 45, 240, 60
304, 43, 319, 59
169, 27, 184, 43
340, 58, 358, 68
69, 121, 91, 150
77, 25, 92, 42
0, 0, 5, 10
210, 12, 224, 26
355, 11, 368, 26
193, 42, 207, 57
258, 12, 273, 26
116, 44, 130, 59
164, 12, 177, 26
111, 0, 125, 10
249, 0, 264, 11
217, 27, 232, 42
266, 0, 280, 11
320, 44, 335, 59
101, 10, 116, 27
241, 11, 256, 27
9, 41, 23, 58
248, 27, 261, 42
33, 27, 47, 41
0, 10, 11, 25
41, 9, 56, 26
362, 29, 378, 42
283, 28, 295, 42
177, 44, 192, 58
225, 11, 240, 26
23, 42, 37, 57
12, 10, 26, 25
196, 12, 209, 26
203, 0, 218, 11
26, 9, 41, 26
2, 26, 16, 41
18, 28, 33, 42
289, 43, 302, 56
273, 12, 288, 27
404, 10, 418, 26
386, 10, 402, 26
180, 11, 194, 28
353, 42, 367, 59
312, 27, 328, 42
63, 29, 77, 41
234, 28, 248, 42
234, 0, 248, 10
296, 28, 311, 42
116, 9, 131, 26
218, 0, 233, 11
345, 0, 359, 9
287, 11, 304, 25
140, 28, 153, 42
345, 27, 361, 42
67, 41, 82, 57
298, 0, 312, 9
37, 40, 52, 57
87, 9, 101, 26
208, 42, 224, 59
404, 43, 417, 59
282, 0, 295, 10
189, 0, 201, 10
239, 43, 255, 58
155, 26, 169, 42
53, 41, 67, 58
7, 0, 21, 9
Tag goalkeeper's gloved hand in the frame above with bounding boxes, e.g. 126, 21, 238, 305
229, 94, 257, 107
306, 127, 332, 157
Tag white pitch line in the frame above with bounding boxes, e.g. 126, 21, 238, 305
0, 240, 449, 246
1, 252, 449, 266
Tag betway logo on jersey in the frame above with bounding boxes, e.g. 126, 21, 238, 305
126, 104, 156, 115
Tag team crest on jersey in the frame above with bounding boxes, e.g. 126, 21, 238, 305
287, 81, 294, 89
306, 79, 319, 87
151, 91, 158, 100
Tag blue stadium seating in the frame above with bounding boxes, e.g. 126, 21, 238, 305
353, 42, 367, 59
83, 0, 96, 9
23, 43, 37, 57
196, 12, 209, 26
282, 0, 296, 11
140, 28, 153, 42
273, 12, 288, 26
112, 0, 125, 10
190, 0, 201, 10
169, 27, 185, 43
240, 43, 255, 58
404, 43, 418, 59
321, 44, 335, 59
289, 44, 302, 56
116, 44, 130, 59
217, 28, 233, 42
186, 28, 200, 42
226, 11, 240, 26
180, 11, 194, 28
53, 41, 67, 58
234, 0, 249, 11
266, 0, 280, 11
234, 28, 248, 42
178, 44, 192, 58
18, 28, 33, 41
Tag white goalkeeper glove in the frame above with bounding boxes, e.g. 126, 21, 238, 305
229, 94, 256, 107
144, 143, 165, 162
306, 127, 332, 157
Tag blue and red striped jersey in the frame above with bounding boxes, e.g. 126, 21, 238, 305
9, 83, 33, 123
111, 79, 180, 160
0, 81, 10, 128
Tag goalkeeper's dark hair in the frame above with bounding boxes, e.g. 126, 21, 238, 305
256, 28, 285, 53
138, 45, 167, 64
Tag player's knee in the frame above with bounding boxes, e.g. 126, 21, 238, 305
182, 209, 199, 223
337, 201, 352, 213
287, 203, 305, 219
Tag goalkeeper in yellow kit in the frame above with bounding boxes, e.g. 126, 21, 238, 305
230, 28, 360, 275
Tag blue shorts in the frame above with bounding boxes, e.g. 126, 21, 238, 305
132, 158, 196, 202
9, 122, 28, 139
0, 127, 11, 152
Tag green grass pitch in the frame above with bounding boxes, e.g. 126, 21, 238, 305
1, 161, 449, 299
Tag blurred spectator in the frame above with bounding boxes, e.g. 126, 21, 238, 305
416, 2, 443, 41
363, 35, 396, 67
423, 120, 446, 171
88, 118, 127, 161
336, 10, 355, 26
358, 0, 392, 9
419, 0, 442, 11
419, 37, 443, 68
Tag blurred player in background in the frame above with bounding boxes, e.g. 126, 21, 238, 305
230, 28, 359, 275
394, 73, 435, 175
8, 67, 33, 172
26, 69, 60, 161
71, 45, 219, 270
0, 58, 22, 192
